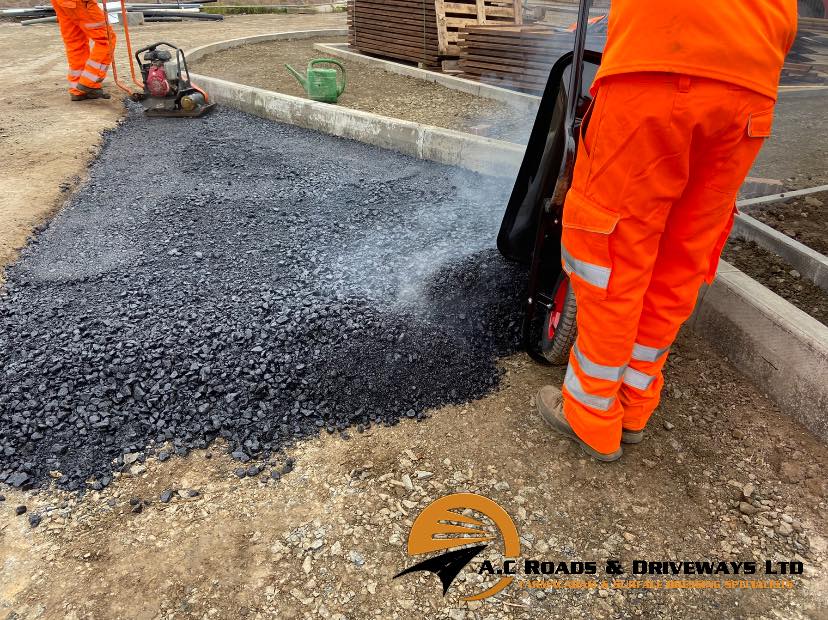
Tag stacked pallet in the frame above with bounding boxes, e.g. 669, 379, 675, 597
348, 0, 441, 66
435, 0, 523, 56
347, 0, 522, 67
458, 24, 591, 94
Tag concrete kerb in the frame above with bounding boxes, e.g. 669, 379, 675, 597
732, 212, 828, 291
185, 30, 524, 177
185, 29, 350, 65
313, 42, 540, 113
188, 73, 524, 177
691, 260, 828, 441
737, 184, 828, 209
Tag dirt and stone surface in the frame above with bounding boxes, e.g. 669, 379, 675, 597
746, 191, 828, 256
2, 12, 828, 620
2, 328, 828, 619
723, 240, 828, 326
723, 190, 828, 326
190, 37, 536, 143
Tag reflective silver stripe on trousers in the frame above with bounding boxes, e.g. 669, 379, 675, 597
81, 70, 105, 83
564, 366, 614, 412
631, 342, 670, 362
561, 244, 611, 289
573, 342, 625, 382
83, 21, 105, 28
623, 367, 656, 391
85, 59, 108, 71
68, 69, 82, 77
69, 81, 79, 88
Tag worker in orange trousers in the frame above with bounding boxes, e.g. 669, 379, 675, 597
536, 0, 798, 461
51, 0, 116, 100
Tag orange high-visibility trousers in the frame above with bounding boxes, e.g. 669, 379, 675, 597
51, 0, 115, 95
560, 73, 775, 455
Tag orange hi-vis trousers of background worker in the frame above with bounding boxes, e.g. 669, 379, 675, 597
51, 0, 115, 96
560, 73, 777, 456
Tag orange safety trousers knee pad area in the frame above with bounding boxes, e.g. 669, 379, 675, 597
51, 0, 116, 95
560, 73, 776, 455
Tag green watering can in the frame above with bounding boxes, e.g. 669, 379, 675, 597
285, 58, 346, 103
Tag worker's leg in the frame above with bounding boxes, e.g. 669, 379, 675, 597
620, 82, 776, 431
560, 74, 693, 455
51, 0, 89, 96
75, 0, 116, 92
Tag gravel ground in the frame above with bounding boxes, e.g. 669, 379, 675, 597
191, 38, 536, 143
723, 240, 828, 326
746, 191, 828, 256
3, 334, 828, 619
0, 104, 525, 492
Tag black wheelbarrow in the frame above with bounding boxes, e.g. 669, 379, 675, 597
497, 0, 604, 364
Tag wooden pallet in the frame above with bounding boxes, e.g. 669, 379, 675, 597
459, 16, 828, 93
347, 0, 523, 66
435, 0, 523, 56
457, 24, 584, 93
348, 0, 441, 66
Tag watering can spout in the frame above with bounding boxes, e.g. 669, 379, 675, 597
284, 64, 307, 90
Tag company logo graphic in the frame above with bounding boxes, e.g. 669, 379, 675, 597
393, 492, 520, 601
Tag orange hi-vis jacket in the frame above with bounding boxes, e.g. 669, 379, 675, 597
594, 0, 798, 100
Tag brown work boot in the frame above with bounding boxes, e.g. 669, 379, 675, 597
536, 385, 623, 462
72, 85, 111, 100
621, 428, 645, 444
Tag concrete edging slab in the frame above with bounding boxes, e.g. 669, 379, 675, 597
732, 212, 828, 291
313, 42, 540, 113
185, 28, 351, 64
692, 260, 828, 441
186, 30, 524, 176
187, 73, 524, 177
737, 184, 828, 209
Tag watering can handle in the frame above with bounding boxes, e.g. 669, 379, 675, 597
310, 58, 346, 96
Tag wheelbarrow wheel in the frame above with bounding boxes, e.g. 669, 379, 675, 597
539, 273, 577, 365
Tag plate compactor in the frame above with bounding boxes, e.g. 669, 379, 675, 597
104, 3, 215, 117
134, 42, 215, 118
497, 0, 601, 365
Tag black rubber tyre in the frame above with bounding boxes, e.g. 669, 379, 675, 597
539, 273, 578, 365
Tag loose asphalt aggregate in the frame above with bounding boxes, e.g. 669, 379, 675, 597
0, 104, 525, 491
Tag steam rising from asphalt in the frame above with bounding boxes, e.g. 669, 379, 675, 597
326, 171, 510, 312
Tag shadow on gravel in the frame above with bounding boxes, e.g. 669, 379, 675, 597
0, 105, 526, 491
